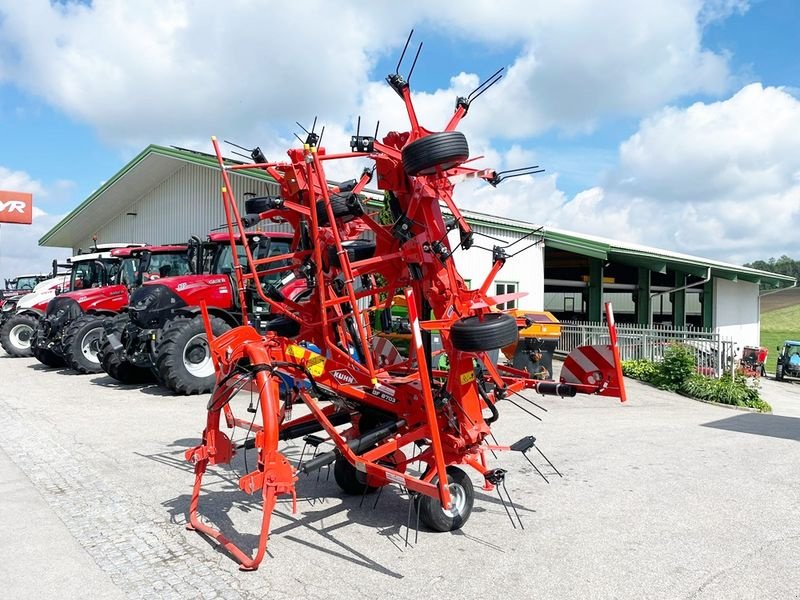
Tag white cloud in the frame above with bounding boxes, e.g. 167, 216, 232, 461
0, 1, 735, 146
545, 84, 800, 263
0, 167, 69, 280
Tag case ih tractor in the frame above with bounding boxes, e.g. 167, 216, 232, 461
100, 231, 297, 394
182, 33, 628, 572
31, 245, 190, 373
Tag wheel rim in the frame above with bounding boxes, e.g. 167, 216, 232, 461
183, 333, 212, 377
80, 328, 103, 364
10, 323, 33, 349
441, 482, 467, 518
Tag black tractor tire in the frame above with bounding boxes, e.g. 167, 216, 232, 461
31, 323, 65, 368
402, 131, 469, 176
0, 313, 38, 357
99, 314, 155, 384
62, 315, 106, 374
156, 315, 230, 395
327, 240, 377, 268
315, 193, 362, 226
450, 313, 519, 352
776, 363, 784, 381
417, 466, 474, 532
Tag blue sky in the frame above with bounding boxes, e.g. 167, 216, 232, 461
0, 0, 799, 276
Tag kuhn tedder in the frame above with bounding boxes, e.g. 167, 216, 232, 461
186, 35, 627, 571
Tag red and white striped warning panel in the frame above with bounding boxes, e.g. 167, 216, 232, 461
560, 344, 622, 397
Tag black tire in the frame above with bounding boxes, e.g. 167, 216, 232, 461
315, 193, 362, 226
156, 315, 230, 395
417, 466, 474, 532
327, 240, 376, 268
99, 314, 155, 384
776, 364, 784, 381
31, 324, 65, 367
450, 313, 519, 352
62, 315, 106, 374
402, 131, 469, 176
333, 454, 377, 496
245, 195, 281, 214
0, 313, 38, 357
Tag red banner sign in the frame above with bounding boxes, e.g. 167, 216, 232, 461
0, 190, 33, 225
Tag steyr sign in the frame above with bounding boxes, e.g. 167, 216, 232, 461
0, 190, 33, 225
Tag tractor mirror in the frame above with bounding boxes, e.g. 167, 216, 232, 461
135, 250, 151, 287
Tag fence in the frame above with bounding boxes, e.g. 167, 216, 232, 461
556, 321, 737, 378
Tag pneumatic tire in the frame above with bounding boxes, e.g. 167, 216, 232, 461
0, 313, 38, 357
417, 466, 474, 532
402, 131, 469, 176
31, 324, 65, 367
327, 240, 377, 268
99, 314, 154, 384
315, 193, 362, 226
450, 313, 519, 352
62, 315, 106, 374
156, 315, 230, 395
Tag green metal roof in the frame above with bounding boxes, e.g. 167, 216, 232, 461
543, 227, 796, 288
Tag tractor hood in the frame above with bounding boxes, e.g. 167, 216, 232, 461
16, 282, 64, 312
144, 274, 233, 310
55, 284, 129, 314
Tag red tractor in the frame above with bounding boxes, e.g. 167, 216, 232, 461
0, 244, 143, 359
100, 231, 300, 394
183, 34, 628, 571
30, 244, 191, 372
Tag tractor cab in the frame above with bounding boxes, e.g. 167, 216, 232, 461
4, 273, 48, 292
775, 340, 800, 381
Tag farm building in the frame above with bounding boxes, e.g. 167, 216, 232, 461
39, 144, 795, 352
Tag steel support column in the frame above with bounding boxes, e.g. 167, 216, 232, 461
672, 271, 687, 328
636, 267, 651, 325
587, 258, 604, 322
702, 279, 714, 329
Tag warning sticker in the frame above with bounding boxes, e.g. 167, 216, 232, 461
286, 344, 326, 377
460, 370, 475, 385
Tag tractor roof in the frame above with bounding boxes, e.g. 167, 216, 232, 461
207, 231, 293, 244
111, 244, 187, 258
784, 340, 800, 346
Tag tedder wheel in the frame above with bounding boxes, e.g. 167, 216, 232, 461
63, 315, 107, 374
316, 193, 362, 226
99, 314, 154, 384
31, 324, 65, 368
333, 411, 393, 495
327, 239, 377, 268
450, 313, 519, 352
417, 466, 474, 532
156, 315, 231, 395
401, 131, 469, 176
0, 313, 38, 357
264, 315, 301, 338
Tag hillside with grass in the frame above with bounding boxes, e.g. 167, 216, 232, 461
761, 303, 800, 373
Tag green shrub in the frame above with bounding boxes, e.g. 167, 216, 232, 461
659, 343, 697, 391
622, 359, 660, 384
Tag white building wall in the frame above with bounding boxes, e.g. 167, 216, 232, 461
449, 226, 544, 310
74, 163, 282, 252
713, 278, 760, 351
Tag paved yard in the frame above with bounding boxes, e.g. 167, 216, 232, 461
0, 353, 798, 600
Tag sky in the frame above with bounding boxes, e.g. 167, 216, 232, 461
0, 0, 799, 279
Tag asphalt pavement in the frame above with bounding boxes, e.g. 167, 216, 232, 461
0, 353, 798, 600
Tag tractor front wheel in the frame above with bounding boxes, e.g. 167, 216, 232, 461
31, 324, 65, 367
776, 364, 784, 381
99, 314, 154, 384
156, 315, 230, 395
417, 466, 474, 532
0, 313, 38, 357
63, 315, 106, 374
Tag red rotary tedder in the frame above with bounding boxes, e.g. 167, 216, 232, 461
185, 36, 627, 571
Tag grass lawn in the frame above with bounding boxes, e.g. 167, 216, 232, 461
761, 303, 800, 373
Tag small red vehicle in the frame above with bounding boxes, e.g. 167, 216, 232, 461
740, 346, 768, 377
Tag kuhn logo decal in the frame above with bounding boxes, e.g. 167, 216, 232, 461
331, 369, 356, 385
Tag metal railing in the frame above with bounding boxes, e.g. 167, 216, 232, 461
556, 321, 736, 378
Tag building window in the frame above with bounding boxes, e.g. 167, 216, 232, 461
495, 281, 518, 309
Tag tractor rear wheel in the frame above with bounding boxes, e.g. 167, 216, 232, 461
417, 466, 474, 532
0, 313, 38, 357
450, 313, 519, 352
62, 315, 106, 374
99, 314, 154, 384
401, 131, 469, 176
156, 315, 230, 395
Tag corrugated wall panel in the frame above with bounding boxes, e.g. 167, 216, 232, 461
74, 164, 283, 252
